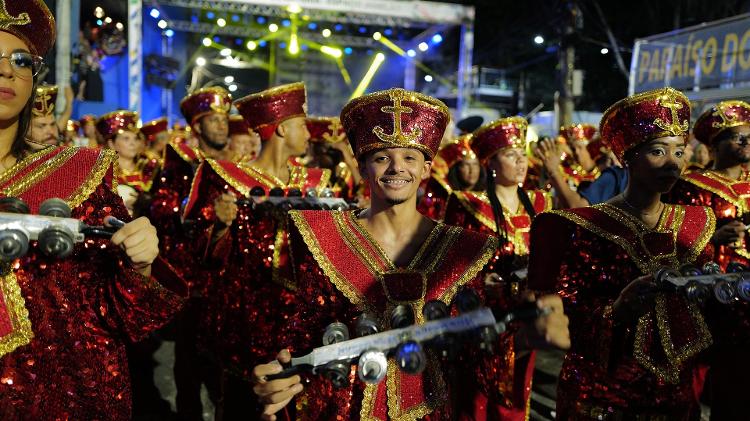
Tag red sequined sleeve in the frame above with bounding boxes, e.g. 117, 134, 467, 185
443, 193, 486, 234
73, 181, 187, 342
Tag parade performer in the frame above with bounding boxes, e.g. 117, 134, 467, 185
418, 133, 484, 220
444, 117, 551, 276
0, 2, 186, 419
228, 113, 261, 164
97, 111, 158, 195
664, 100, 750, 421
252, 88, 570, 421
182, 82, 330, 417
306, 116, 362, 201
528, 87, 716, 420
140, 116, 170, 163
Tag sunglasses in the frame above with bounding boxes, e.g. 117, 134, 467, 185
0, 52, 44, 78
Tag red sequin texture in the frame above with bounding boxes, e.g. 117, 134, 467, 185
666, 179, 750, 419
527, 214, 712, 420
147, 148, 198, 283
0, 183, 186, 421
417, 177, 450, 220
283, 222, 528, 421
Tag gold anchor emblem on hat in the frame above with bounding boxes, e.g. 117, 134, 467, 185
653, 89, 689, 136
711, 101, 750, 129
323, 119, 344, 143
373, 89, 422, 144
0, 1, 31, 29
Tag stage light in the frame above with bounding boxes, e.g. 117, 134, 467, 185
289, 33, 299, 55
269, 23, 279, 32
358, 26, 367, 34
372, 32, 382, 41
424, 75, 433, 82
308, 23, 317, 30
534, 35, 544, 44
228, 84, 238, 92
350, 53, 385, 100
418, 42, 428, 52
196, 57, 206, 66
322, 28, 331, 38
158, 20, 168, 29
217, 18, 226, 27
191, 15, 199, 23
235, 38, 243, 46
384, 28, 393, 36
202, 37, 212, 47
206, 11, 215, 19
149, 8, 160, 19
105, 17, 112, 24
600, 47, 609, 54
224, 76, 235, 83
334, 24, 343, 31
94, 7, 105, 19
232, 15, 240, 22
247, 41, 257, 50
213, 36, 220, 42
321, 46, 342, 58
96, 19, 103, 26
407, 49, 416, 57
257, 16, 266, 24
431, 34, 443, 44
282, 19, 291, 27
344, 47, 353, 55
287, 3, 302, 14
115, 22, 124, 31
301, 44, 309, 51
279, 42, 287, 49
165, 29, 174, 37
259, 40, 268, 47
220, 48, 232, 57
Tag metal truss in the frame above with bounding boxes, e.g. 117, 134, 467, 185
155, 0, 430, 28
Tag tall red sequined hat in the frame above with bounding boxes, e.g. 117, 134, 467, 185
306, 116, 346, 144
140, 117, 169, 143
600, 87, 690, 161
470, 116, 528, 164
228, 114, 253, 137
693, 100, 750, 145
234, 82, 307, 140
0, 0, 55, 56
32, 84, 57, 117
437, 134, 476, 168
180, 87, 232, 127
340, 88, 450, 159
96, 110, 140, 141
560, 123, 597, 144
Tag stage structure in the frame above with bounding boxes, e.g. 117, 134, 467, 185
138, 0, 474, 119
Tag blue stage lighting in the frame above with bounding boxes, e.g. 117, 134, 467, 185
213, 36, 220, 42
232, 15, 240, 22
334, 23, 343, 31
191, 15, 199, 23
235, 38, 243, 45
206, 11, 215, 19
259, 40, 267, 47
431, 34, 443, 44
279, 42, 287, 49
96, 19, 103, 26
301, 44, 309, 51
257, 16, 266, 24
308, 22, 317, 30
358, 26, 367, 34
344, 47, 353, 55
165, 29, 175, 37
149, 8, 160, 19
282, 19, 291, 27
384, 28, 393, 36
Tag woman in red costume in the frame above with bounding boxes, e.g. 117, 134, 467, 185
444, 117, 551, 276
528, 87, 716, 420
418, 133, 485, 220
0, 2, 185, 419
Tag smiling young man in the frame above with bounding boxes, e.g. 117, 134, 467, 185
251, 88, 570, 421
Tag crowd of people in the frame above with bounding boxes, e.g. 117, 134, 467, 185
1, 1, 748, 420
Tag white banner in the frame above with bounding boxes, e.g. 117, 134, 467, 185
128, 0, 143, 114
